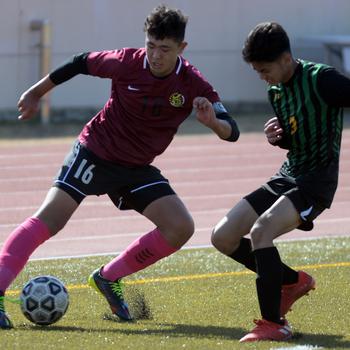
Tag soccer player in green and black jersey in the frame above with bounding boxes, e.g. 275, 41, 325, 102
211, 22, 350, 342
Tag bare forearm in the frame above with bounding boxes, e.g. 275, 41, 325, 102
26, 75, 56, 98
214, 115, 240, 142
211, 118, 232, 139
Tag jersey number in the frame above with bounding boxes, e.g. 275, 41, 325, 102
289, 116, 298, 135
74, 159, 95, 184
142, 96, 163, 117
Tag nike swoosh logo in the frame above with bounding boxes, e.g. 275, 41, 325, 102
128, 85, 140, 91
300, 206, 313, 221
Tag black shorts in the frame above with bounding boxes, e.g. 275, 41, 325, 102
54, 141, 176, 213
244, 175, 326, 231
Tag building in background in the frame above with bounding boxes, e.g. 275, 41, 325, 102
1, 0, 349, 121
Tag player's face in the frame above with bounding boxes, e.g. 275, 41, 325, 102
145, 35, 187, 77
251, 53, 294, 85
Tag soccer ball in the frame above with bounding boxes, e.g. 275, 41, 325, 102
20, 275, 69, 326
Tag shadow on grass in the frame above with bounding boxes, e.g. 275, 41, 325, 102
16, 321, 245, 341
292, 331, 350, 349
15, 322, 350, 348
117, 322, 245, 340
112, 324, 350, 348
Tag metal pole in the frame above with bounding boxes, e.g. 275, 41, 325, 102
30, 19, 52, 124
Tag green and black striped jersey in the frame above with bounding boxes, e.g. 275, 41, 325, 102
268, 60, 343, 178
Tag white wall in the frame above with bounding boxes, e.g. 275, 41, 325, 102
1, 0, 350, 112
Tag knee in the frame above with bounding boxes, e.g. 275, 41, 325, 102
211, 227, 240, 255
211, 229, 225, 252
162, 215, 195, 247
177, 215, 195, 241
250, 217, 273, 249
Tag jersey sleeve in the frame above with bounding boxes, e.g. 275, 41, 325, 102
201, 82, 220, 103
190, 66, 220, 103
49, 52, 89, 85
86, 49, 127, 80
318, 67, 350, 107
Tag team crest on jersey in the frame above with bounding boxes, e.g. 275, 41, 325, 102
169, 92, 185, 107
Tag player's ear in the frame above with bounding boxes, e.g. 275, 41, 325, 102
178, 41, 187, 54
281, 51, 293, 65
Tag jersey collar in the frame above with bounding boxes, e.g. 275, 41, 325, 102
143, 55, 183, 75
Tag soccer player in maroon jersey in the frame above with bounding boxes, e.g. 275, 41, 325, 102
0, 5, 239, 328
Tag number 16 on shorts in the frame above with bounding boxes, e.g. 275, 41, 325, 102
74, 159, 95, 184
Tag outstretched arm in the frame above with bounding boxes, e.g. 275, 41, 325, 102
193, 97, 239, 141
17, 52, 90, 121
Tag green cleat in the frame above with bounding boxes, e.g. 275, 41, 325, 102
88, 268, 133, 321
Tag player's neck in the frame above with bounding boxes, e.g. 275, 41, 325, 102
283, 59, 299, 84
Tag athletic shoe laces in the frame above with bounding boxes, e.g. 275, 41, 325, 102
0, 297, 4, 312
0, 296, 21, 312
109, 280, 124, 299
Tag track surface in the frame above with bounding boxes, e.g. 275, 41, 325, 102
0, 130, 349, 259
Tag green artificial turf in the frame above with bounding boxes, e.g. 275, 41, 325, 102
2, 237, 349, 350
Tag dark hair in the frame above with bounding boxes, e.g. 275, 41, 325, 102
242, 22, 291, 62
144, 4, 188, 43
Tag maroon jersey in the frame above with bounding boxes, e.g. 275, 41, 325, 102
78, 48, 220, 166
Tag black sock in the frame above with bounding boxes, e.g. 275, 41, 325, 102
229, 238, 257, 271
254, 247, 284, 324
229, 238, 298, 284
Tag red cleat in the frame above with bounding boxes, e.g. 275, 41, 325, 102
240, 319, 292, 342
280, 270, 316, 316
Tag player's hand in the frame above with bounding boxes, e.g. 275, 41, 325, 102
17, 75, 56, 120
17, 90, 40, 120
264, 116, 283, 144
193, 97, 216, 128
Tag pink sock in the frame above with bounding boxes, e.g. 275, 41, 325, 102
0, 217, 51, 293
101, 228, 178, 281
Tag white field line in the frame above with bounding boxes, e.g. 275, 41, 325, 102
0, 133, 349, 156
1, 161, 350, 177
0, 145, 275, 159
0, 152, 66, 160
0, 208, 223, 229
0, 152, 285, 162
0, 194, 350, 215
0, 161, 281, 173
0, 178, 280, 193
0, 166, 278, 183
0, 141, 271, 156
0, 193, 238, 212
1, 168, 350, 187
1, 205, 350, 231
1, 181, 350, 198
